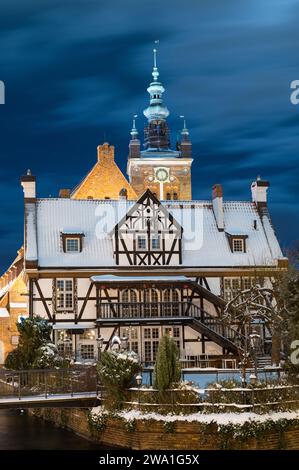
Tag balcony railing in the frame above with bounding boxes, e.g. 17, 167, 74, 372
97, 301, 201, 319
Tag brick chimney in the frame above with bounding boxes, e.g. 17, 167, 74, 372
20, 169, 36, 200
251, 177, 269, 209
59, 188, 71, 198
212, 184, 224, 231
97, 142, 114, 161
119, 188, 128, 200
20, 170, 38, 269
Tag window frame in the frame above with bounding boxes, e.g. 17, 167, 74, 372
61, 232, 84, 253
65, 237, 80, 253
225, 232, 248, 253
151, 235, 161, 250
137, 234, 147, 250
55, 278, 74, 312
232, 238, 245, 253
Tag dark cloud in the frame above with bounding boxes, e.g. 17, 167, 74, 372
0, 0, 299, 269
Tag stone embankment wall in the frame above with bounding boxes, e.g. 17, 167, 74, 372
29, 408, 299, 450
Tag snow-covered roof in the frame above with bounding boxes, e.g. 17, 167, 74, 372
29, 198, 283, 268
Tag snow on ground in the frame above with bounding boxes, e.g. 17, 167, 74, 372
91, 406, 299, 425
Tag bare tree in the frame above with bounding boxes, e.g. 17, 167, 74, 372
224, 283, 288, 369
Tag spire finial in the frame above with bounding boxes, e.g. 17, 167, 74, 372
180, 115, 189, 136
180, 115, 186, 130
130, 114, 138, 138
152, 40, 159, 81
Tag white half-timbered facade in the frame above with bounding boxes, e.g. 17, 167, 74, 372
20, 174, 287, 366
18, 50, 288, 368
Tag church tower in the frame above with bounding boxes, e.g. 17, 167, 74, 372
127, 47, 193, 201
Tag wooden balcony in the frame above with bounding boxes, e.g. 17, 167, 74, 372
96, 301, 199, 324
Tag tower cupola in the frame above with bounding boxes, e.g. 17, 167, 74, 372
143, 47, 170, 150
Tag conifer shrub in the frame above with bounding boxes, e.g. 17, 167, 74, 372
153, 333, 181, 392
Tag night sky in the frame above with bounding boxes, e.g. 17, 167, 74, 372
0, 0, 298, 271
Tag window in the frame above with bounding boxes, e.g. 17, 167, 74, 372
163, 288, 180, 315
243, 278, 252, 290
144, 327, 159, 363
232, 238, 245, 253
61, 232, 84, 253
144, 289, 159, 316
80, 344, 95, 360
223, 278, 255, 301
226, 233, 247, 253
121, 289, 138, 316
56, 279, 74, 311
120, 327, 139, 354
137, 235, 146, 250
57, 343, 73, 357
151, 235, 160, 249
66, 238, 80, 253
173, 192, 178, 200
79, 329, 96, 340
56, 330, 72, 356
166, 192, 171, 200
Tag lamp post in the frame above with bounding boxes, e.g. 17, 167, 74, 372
136, 374, 143, 409
63, 337, 72, 360
250, 330, 261, 384
96, 335, 104, 362
121, 334, 129, 351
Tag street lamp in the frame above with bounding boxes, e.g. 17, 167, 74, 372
250, 330, 261, 384
121, 334, 128, 351
136, 374, 142, 387
136, 374, 143, 409
63, 337, 72, 360
96, 335, 104, 362
249, 374, 257, 386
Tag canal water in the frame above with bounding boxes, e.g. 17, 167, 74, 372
0, 409, 105, 450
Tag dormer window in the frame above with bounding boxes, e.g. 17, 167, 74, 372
61, 232, 85, 253
232, 238, 244, 253
225, 232, 248, 253
66, 238, 80, 253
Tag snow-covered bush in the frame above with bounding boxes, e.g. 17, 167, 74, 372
4, 316, 65, 370
32, 342, 68, 369
97, 350, 142, 409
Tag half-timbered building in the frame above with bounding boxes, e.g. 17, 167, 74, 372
17, 49, 288, 367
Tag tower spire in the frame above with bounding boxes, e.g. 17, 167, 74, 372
130, 114, 138, 139
152, 43, 159, 81
180, 115, 189, 137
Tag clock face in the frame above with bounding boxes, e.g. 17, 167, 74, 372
155, 168, 169, 182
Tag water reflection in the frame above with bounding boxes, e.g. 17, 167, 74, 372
0, 409, 105, 450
